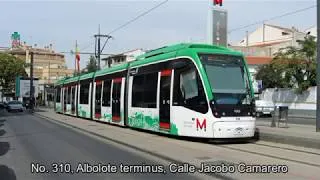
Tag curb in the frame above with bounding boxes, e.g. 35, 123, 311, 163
256, 128, 320, 150
288, 115, 316, 119
34, 112, 235, 180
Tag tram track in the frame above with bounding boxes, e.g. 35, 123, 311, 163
253, 142, 320, 156
34, 111, 320, 179
41, 111, 320, 169
216, 142, 320, 168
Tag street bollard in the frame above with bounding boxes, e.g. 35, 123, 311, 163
271, 106, 277, 127
278, 106, 289, 128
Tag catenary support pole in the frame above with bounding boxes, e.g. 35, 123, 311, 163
316, 2, 320, 132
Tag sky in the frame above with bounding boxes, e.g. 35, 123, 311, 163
0, 0, 317, 70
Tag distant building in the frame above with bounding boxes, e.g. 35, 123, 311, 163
244, 56, 272, 93
305, 26, 317, 40
4, 44, 74, 84
2, 42, 74, 105
231, 23, 309, 57
228, 23, 313, 93
102, 49, 145, 68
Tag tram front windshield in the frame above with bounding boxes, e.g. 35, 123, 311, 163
199, 54, 253, 105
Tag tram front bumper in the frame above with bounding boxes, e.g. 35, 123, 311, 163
212, 120, 255, 138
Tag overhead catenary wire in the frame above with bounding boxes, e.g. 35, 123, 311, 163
228, 4, 316, 33
107, 0, 168, 35
79, 37, 95, 52
100, 0, 169, 52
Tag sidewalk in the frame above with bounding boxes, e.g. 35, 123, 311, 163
33, 108, 320, 180
288, 109, 315, 118
35, 107, 320, 149
255, 120, 320, 149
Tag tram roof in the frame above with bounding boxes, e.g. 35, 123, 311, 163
63, 75, 80, 84
55, 77, 67, 86
131, 43, 243, 67
79, 72, 95, 81
54, 43, 243, 86
95, 63, 129, 77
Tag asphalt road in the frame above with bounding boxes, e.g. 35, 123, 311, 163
0, 109, 204, 180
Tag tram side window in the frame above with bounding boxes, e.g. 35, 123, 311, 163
64, 88, 67, 103
102, 80, 111, 107
56, 88, 61, 103
173, 66, 208, 114
132, 72, 158, 108
68, 86, 72, 104
80, 83, 90, 104
180, 69, 198, 99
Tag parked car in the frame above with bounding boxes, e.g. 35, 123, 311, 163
0, 102, 5, 109
255, 98, 275, 117
6, 101, 24, 112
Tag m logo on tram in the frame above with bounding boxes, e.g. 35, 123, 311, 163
196, 118, 206, 132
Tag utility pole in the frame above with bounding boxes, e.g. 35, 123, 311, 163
262, 22, 265, 43
97, 25, 101, 69
48, 60, 50, 84
246, 30, 249, 55
316, 1, 320, 132
94, 24, 113, 70
30, 51, 34, 112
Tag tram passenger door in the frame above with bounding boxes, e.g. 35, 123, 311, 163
95, 81, 102, 119
71, 86, 75, 114
159, 69, 172, 131
112, 78, 122, 122
63, 87, 67, 113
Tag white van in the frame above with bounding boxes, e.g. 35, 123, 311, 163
255, 97, 275, 117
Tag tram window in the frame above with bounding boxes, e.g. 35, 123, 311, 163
80, 83, 90, 104
68, 86, 72, 104
102, 80, 111, 106
180, 69, 198, 99
132, 75, 144, 107
56, 88, 61, 102
71, 87, 75, 102
173, 66, 208, 114
132, 72, 158, 108
144, 73, 158, 108
64, 88, 67, 103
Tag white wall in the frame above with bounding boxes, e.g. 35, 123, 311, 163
124, 49, 145, 62
237, 24, 292, 46
305, 26, 317, 38
260, 86, 316, 110
237, 24, 307, 48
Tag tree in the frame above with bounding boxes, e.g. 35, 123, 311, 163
86, 55, 98, 73
255, 35, 316, 93
255, 63, 284, 89
0, 53, 27, 94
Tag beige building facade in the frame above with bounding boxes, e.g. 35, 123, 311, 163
231, 23, 309, 57
7, 44, 74, 85
3, 43, 74, 105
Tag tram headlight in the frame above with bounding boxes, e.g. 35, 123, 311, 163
213, 111, 221, 118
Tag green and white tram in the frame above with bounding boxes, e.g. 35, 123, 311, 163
54, 43, 256, 139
